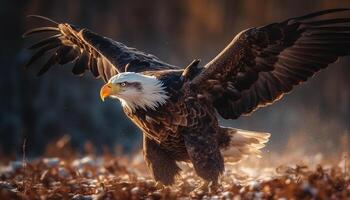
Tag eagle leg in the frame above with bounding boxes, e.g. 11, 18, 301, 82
182, 126, 225, 186
143, 135, 181, 185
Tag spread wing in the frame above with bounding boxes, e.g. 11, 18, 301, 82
23, 15, 178, 82
191, 9, 350, 119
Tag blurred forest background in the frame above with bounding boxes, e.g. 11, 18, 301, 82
0, 0, 349, 158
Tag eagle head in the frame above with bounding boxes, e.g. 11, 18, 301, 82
100, 72, 168, 111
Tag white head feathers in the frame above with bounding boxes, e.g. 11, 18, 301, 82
108, 72, 169, 111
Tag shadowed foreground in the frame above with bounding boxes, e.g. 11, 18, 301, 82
0, 137, 349, 199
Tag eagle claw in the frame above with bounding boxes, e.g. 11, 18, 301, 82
191, 180, 220, 196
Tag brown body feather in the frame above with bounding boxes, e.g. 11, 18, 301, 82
123, 75, 226, 184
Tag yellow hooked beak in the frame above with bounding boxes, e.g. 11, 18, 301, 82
100, 83, 120, 101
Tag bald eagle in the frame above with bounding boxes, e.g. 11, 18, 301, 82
24, 9, 350, 189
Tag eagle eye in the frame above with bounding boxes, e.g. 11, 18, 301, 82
120, 82, 126, 87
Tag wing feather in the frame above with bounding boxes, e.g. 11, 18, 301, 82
37, 50, 63, 76
25, 42, 61, 68
23, 27, 60, 37
72, 52, 89, 75
28, 34, 61, 50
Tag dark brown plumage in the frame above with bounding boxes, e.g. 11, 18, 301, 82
24, 9, 350, 189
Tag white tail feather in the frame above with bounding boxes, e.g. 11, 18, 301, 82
221, 127, 270, 164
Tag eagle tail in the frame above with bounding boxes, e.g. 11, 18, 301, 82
220, 127, 270, 164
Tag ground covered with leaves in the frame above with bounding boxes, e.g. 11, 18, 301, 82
0, 138, 349, 199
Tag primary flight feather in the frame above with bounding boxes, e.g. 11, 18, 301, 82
24, 9, 350, 189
